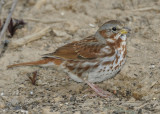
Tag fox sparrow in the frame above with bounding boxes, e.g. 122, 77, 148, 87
8, 20, 130, 97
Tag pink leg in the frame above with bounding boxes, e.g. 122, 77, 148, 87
85, 81, 112, 97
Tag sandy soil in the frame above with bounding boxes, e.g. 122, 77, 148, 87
0, 0, 160, 113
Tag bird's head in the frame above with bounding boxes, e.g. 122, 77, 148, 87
95, 20, 130, 43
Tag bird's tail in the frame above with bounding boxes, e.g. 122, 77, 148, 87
7, 58, 62, 68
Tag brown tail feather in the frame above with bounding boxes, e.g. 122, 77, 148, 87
7, 58, 62, 68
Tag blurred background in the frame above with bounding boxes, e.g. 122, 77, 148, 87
0, 0, 160, 113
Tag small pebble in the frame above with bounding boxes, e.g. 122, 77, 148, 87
0, 102, 5, 108
61, 12, 65, 16
74, 111, 81, 114
21, 110, 28, 114
153, 97, 156, 100
11, 97, 19, 106
1, 92, 4, 96
30, 91, 33, 95
89, 23, 95, 27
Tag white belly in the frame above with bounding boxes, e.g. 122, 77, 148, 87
87, 58, 125, 82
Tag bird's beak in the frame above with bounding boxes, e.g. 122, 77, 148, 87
120, 27, 131, 35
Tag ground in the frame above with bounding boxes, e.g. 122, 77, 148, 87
0, 0, 160, 113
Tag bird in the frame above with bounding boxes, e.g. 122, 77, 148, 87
7, 20, 130, 97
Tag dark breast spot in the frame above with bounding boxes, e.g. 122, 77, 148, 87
66, 65, 75, 71
102, 61, 114, 65
92, 63, 99, 68
116, 38, 123, 48
123, 49, 127, 58
84, 66, 90, 71
115, 65, 119, 70
115, 54, 120, 64
77, 72, 83, 77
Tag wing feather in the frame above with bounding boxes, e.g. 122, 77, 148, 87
43, 36, 113, 60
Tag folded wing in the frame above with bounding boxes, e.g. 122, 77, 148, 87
43, 36, 113, 60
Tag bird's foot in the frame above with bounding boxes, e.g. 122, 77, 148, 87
85, 81, 112, 98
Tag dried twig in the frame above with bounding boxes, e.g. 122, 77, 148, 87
0, 0, 5, 15
0, 40, 8, 57
28, 71, 38, 85
33, 0, 46, 10
0, 0, 18, 41
132, 7, 160, 12
9, 26, 51, 48
134, 102, 150, 110
24, 18, 65, 24
0, 18, 26, 37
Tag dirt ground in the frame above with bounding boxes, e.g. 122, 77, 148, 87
0, 0, 160, 113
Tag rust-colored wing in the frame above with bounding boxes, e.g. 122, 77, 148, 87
43, 36, 107, 60
73, 42, 105, 59
44, 41, 79, 59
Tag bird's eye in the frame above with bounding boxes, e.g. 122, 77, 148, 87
112, 27, 117, 31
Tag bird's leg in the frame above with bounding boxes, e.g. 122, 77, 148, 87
85, 81, 112, 97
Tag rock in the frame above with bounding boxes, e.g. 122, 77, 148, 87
45, 4, 55, 12
52, 29, 70, 37
70, 96, 76, 102
28, 0, 36, 6
42, 107, 60, 114
74, 111, 81, 114
54, 96, 63, 103
11, 97, 20, 106
64, 21, 80, 33
0, 101, 5, 108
